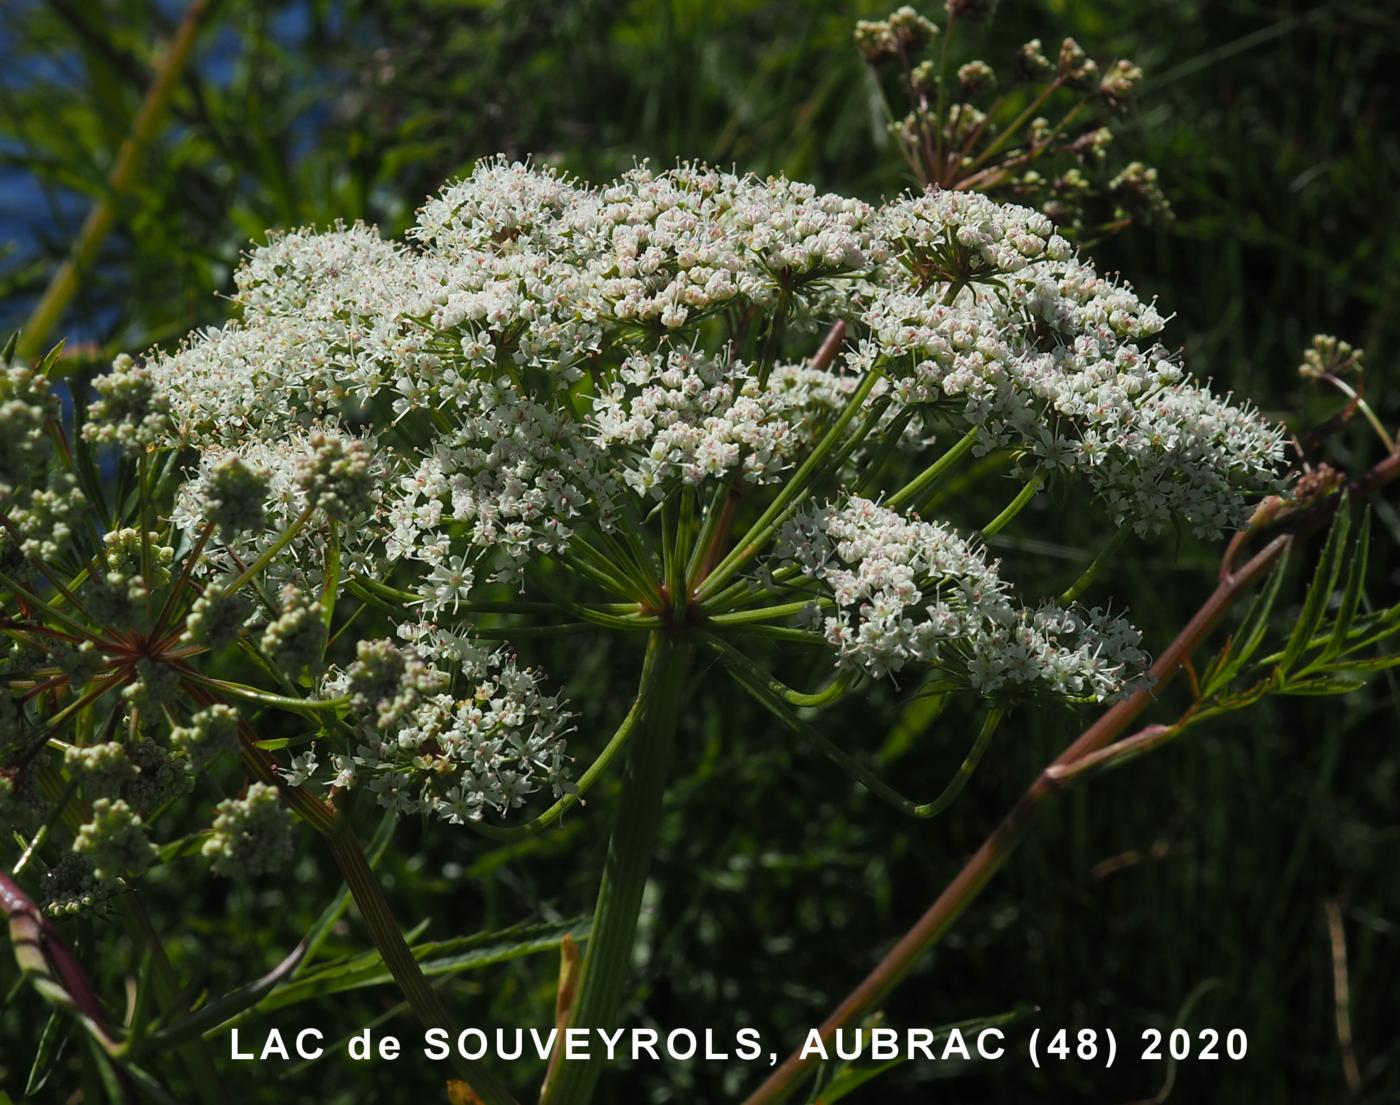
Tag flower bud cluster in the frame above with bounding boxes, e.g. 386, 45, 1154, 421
40, 854, 122, 917
64, 742, 138, 798
182, 589, 252, 650
170, 704, 240, 769
296, 430, 376, 521
74, 798, 158, 881
82, 354, 171, 447
200, 455, 270, 539
260, 585, 327, 677
855, 7, 938, 64
0, 366, 58, 495
1, 365, 85, 558
203, 783, 295, 878
1298, 334, 1364, 380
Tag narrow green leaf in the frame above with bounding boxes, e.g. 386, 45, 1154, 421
1320, 508, 1370, 665
254, 917, 588, 1013
813, 1006, 1035, 1101
1281, 505, 1350, 673
157, 834, 208, 863
1221, 547, 1290, 678
1277, 676, 1367, 696
1316, 655, 1400, 675
38, 340, 68, 378
150, 942, 306, 1050
23, 1010, 68, 1097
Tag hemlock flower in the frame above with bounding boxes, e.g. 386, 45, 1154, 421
3, 157, 1284, 865
776, 496, 1149, 695
329, 631, 574, 823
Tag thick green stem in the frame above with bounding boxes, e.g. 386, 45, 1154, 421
323, 827, 517, 1105
540, 634, 689, 1105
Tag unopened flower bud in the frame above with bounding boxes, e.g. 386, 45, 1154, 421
203, 783, 295, 878
74, 798, 157, 881
1298, 335, 1364, 380
201, 455, 270, 539
1099, 59, 1143, 109
1015, 39, 1053, 82
1058, 38, 1100, 90
957, 60, 996, 98
261, 585, 327, 676
296, 430, 374, 521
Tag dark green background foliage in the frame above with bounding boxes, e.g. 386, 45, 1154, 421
2, 1, 1398, 1102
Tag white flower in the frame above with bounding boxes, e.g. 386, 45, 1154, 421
421, 555, 476, 614
777, 496, 1149, 700
281, 750, 320, 787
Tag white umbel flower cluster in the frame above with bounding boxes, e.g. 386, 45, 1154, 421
860, 193, 1283, 537
326, 632, 573, 824
83, 156, 1285, 824
592, 348, 856, 495
144, 157, 1280, 575
779, 497, 1149, 698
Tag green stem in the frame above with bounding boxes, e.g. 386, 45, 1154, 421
153, 521, 214, 637
931, 14, 955, 180
323, 826, 518, 1105
981, 471, 1042, 537
222, 504, 315, 596
965, 78, 1064, 174
669, 487, 695, 622
707, 598, 830, 626
1059, 527, 1130, 603
854, 408, 917, 498
1324, 375, 1396, 453
887, 424, 979, 511
177, 671, 349, 714
686, 483, 735, 584
540, 634, 689, 1105
0, 570, 96, 640
710, 634, 1002, 818
702, 564, 804, 613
